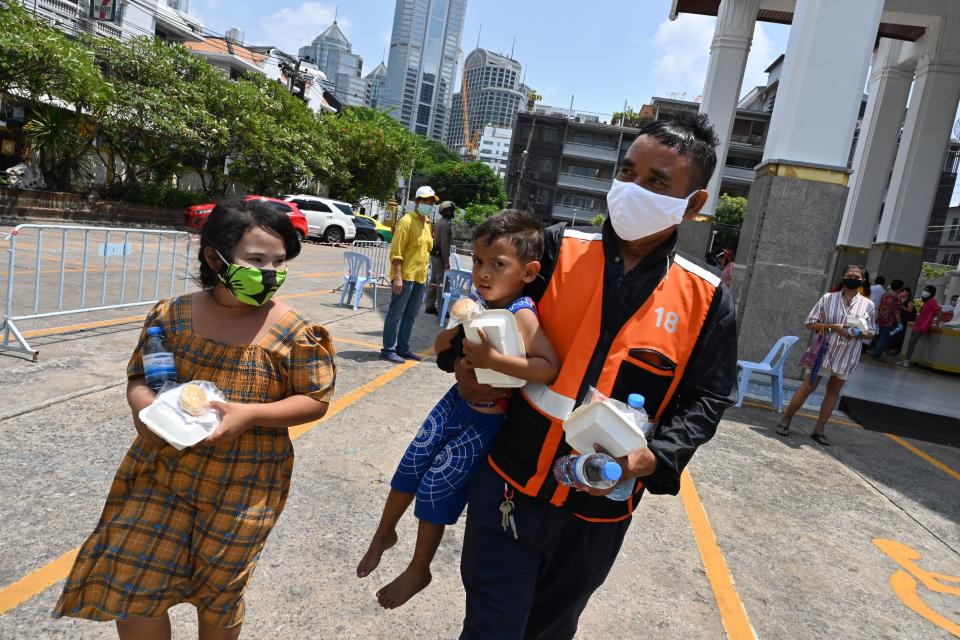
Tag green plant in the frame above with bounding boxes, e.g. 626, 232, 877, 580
714, 193, 747, 255
589, 214, 606, 226
427, 161, 507, 209
920, 262, 953, 281
460, 203, 500, 227
24, 103, 97, 191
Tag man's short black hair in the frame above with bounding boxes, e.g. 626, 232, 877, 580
473, 209, 544, 263
890, 279, 904, 291
875, 275, 886, 286
637, 112, 719, 190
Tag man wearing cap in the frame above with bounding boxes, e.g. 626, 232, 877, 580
381, 186, 437, 363
426, 200, 456, 315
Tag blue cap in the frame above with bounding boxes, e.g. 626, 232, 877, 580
147, 326, 164, 336
628, 393, 645, 409
601, 461, 623, 483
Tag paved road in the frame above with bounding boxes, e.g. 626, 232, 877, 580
0, 239, 957, 639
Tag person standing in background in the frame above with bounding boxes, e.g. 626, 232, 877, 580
719, 249, 734, 287
381, 186, 436, 364
872, 279, 904, 360
901, 285, 942, 367
425, 201, 456, 315
870, 275, 887, 307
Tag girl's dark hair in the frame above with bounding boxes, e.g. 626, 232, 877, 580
196, 199, 301, 289
473, 209, 544, 263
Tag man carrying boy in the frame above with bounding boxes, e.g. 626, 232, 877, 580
447, 112, 739, 639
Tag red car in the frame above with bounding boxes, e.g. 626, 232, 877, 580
185, 196, 309, 241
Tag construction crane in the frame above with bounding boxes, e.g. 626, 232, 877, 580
459, 49, 480, 161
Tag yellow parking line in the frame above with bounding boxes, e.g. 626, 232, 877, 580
740, 399, 862, 428
0, 548, 80, 616
883, 434, 960, 482
0, 352, 430, 616
334, 336, 384, 351
680, 469, 757, 640
17, 290, 341, 340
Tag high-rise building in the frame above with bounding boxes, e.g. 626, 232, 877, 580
477, 125, 512, 180
447, 48, 526, 156
299, 21, 367, 107
365, 62, 388, 110
383, 0, 467, 141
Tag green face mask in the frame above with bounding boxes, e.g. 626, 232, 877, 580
215, 250, 287, 306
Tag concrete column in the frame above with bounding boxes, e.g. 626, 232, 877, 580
698, 0, 761, 218
734, 0, 884, 377
832, 39, 913, 282
871, 16, 960, 289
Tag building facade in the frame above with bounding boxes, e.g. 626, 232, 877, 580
32, 0, 203, 42
383, 0, 467, 141
477, 125, 512, 179
446, 48, 525, 155
364, 62, 388, 110
299, 21, 367, 107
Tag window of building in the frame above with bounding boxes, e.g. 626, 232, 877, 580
559, 192, 604, 211
947, 215, 960, 243
567, 131, 617, 148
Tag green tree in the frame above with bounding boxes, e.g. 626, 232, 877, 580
324, 106, 421, 203
416, 137, 459, 175
589, 213, 607, 226
90, 36, 222, 188
0, 3, 110, 190
526, 90, 543, 111
611, 108, 652, 129
460, 203, 500, 227
714, 193, 747, 254
219, 73, 335, 195
427, 161, 507, 209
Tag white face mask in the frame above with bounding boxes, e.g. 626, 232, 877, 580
416, 203, 433, 216
606, 179, 695, 241
921, 291, 932, 300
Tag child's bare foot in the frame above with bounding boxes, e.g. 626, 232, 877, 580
376, 566, 432, 609
356, 530, 398, 578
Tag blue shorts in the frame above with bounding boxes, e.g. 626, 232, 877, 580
391, 385, 505, 526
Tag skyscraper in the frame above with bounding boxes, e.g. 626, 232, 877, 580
383, 0, 468, 141
447, 48, 526, 155
299, 22, 367, 107
365, 62, 388, 110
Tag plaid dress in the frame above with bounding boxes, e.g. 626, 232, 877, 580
53, 294, 335, 627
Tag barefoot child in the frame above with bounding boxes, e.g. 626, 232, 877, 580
357, 209, 560, 609
54, 200, 336, 639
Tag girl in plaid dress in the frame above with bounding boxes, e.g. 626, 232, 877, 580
54, 201, 336, 639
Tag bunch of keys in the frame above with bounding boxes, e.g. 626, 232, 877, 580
499, 484, 518, 540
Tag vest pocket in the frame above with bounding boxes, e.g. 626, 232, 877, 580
610, 351, 677, 417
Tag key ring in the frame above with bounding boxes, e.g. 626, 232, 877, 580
503, 483, 514, 501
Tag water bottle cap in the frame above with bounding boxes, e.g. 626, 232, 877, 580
601, 461, 622, 483
628, 393, 645, 409
147, 326, 164, 336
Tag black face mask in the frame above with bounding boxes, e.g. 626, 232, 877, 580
843, 278, 863, 290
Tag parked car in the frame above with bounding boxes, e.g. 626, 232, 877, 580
184, 196, 309, 241
355, 213, 393, 243
281, 195, 356, 244
351, 215, 380, 242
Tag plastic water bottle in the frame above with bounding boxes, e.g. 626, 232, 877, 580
627, 393, 655, 438
142, 326, 177, 393
553, 453, 622, 490
606, 394, 653, 502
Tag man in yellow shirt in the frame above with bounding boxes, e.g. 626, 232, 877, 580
381, 185, 436, 363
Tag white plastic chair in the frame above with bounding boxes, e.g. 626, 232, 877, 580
339, 252, 377, 310
735, 336, 800, 412
438, 269, 473, 326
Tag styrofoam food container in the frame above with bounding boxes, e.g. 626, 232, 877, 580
139, 401, 214, 450
563, 400, 648, 457
464, 310, 527, 388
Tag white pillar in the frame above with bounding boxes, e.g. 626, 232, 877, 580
836, 39, 914, 250
762, 0, 884, 169
875, 16, 960, 249
698, 0, 761, 215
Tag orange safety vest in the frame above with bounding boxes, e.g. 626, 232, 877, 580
487, 229, 720, 522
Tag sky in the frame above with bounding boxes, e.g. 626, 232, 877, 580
189, 0, 792, 117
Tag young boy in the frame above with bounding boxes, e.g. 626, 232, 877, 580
356, 210, 560, 609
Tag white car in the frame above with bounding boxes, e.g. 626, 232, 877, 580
281, 195, 357, 244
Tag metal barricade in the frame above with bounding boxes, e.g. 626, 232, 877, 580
350, 241, 392, 285
1, 224, 195, 361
